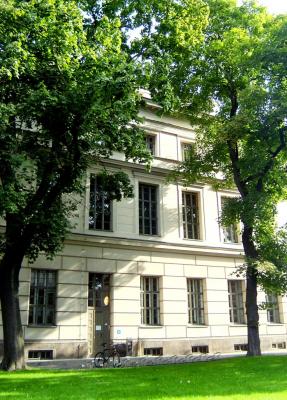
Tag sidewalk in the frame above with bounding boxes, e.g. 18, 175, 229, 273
27, 351, 287, 370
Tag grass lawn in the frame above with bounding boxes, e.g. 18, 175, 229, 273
0, 355, 287, 400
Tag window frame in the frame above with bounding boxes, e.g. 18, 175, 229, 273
139, 183, 158, 236
187, 278, 205, 325
89, 174, 112, 232
228, 280, 245, 324
220, 196, 239, 244
181, 142, 193, 162
182, 191, 201, 240
145, 134, 156, 156
28, 269, 57, 326
140, 276, 160, 326
266, 293, 281, 324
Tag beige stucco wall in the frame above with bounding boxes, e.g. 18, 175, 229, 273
1, 241, 285, 358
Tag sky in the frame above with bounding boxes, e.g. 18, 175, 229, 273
258, 0, 287, 14
239, 0, 287, 14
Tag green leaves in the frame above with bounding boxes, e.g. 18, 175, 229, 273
0, 0, 151, 260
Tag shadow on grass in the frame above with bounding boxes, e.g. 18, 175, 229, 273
0, 356, 287, 400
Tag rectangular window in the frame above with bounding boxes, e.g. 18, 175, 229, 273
139, 184, 158, 235
145, 135, 156, 155
28, 350, 53, 360
144, 347, 163, 356
140, 277, 160, 325
89, 175, 112, 231
181, 143, 192, 161
221, 197, 238, 243
191, 345, 209, 354
187, 279, 205, 325
29, 270, 56, 326
182, 192, 200, 239
266, 293, 280, 323
228, 280, 245, 324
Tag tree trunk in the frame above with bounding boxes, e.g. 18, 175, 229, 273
242, 226, 261, 356
0, 254, 26, 371
246, 266, 261, 356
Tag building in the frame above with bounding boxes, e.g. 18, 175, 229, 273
1, 94, 287, 360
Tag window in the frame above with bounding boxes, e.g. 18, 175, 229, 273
145, 135, 156, 155
228, 280, 245, 324
139, 184, 158, 235
266, 293, 280, 323
181, 143, 193, 161
182, 192, 200, 239
141, 277, 160, 325
191, 345, 209, 354
272, 342, 286, 349
28, 350, 53, 360
234, 344, 248, 351
89, 175, 112, 231
144, 347, 163, 356
221, 197, 238, 243
187, 279, 205, 325
88, 273, 110, 308
29, 270, 56, 326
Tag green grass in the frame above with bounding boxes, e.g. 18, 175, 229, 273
0, 356, 287, 400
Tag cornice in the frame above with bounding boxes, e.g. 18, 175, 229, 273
65, 232, 245, 259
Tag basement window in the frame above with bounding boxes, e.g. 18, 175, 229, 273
234, 344, 248, 351
272, 342, 286, 349
28, 350, 53, 360
192, 345, 209, 354
144, 347, 163, 356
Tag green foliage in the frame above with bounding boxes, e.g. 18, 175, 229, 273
140, 0, 287, 292
0, 0, 152, 261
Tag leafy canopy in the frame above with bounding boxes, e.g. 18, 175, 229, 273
139, 0, 287, 292
0, 0, 153, 260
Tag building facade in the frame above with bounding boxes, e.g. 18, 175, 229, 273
1, 97, 287, 360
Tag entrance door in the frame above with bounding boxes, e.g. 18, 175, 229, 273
88, 273, 110, 355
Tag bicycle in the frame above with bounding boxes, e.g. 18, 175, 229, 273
94, 342, 121, 368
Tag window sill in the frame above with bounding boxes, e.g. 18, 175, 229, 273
28, 325, 57, 328
88, 228, 113, 233
266, 322, 283, 326
187, 324, 208, 328
183, 238, 203, 242
139, 234, 161, 238
229, 323, 247, 327
140, 325, 163, 329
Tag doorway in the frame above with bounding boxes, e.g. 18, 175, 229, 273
88, 273, 110, 355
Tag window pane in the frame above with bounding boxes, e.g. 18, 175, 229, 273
228, 280, 245, 324
29, 270, 56, 326
182, 192, 200, 239
266, 293, 280, 323
187, 279, 205, 325
139, 184, 158, 235
141, 277, 160, 325
89, 175, 112, 231
221, 197, 238, 243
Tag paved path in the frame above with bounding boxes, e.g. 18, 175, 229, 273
27, 351, 287, 370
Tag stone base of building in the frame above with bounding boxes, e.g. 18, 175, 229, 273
0, 336, 286, 360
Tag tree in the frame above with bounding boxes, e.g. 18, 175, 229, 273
142, 0, 287, 355
0, 0, 154, 371
0, 0, 208, 371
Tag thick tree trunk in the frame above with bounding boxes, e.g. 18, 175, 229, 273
0, 255, 26, 371
242, 226, 261, 356
246, 267, 261, 356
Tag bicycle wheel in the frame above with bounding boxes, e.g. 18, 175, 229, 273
112, 350, 121, 368
94, 352, 104, 368
103, 349, 121, 368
